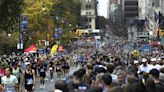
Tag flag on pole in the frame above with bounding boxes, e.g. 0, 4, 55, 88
50, 45, 58, 56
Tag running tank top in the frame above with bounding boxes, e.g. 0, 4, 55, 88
24, 70, 33, 86
12, 67, 19, 78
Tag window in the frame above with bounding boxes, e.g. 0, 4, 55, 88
86, 0, 91, 2
86, 12, 92, 16
88, 18, 92, 22
86, 4, 91, 9
86, 12, 89, 15
86, 25, 91, 29
89, 12, 91, 15
89, 25, 92, 28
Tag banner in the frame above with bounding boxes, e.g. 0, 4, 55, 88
53, 28, 62, 39
20, 16, 28, 34
50, 45, 58, 56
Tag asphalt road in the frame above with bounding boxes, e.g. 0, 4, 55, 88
34, 66, 79, 92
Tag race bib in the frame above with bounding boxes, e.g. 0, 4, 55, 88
49, 67, 53, 70
78, 86, 87, 90
5, 90, 14, 92
56, 67, 60, 70
40, 69, 45, 72
4, 85, 15, 92
27, 78, 33, 85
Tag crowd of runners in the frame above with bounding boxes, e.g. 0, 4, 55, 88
0, 35, 164, 92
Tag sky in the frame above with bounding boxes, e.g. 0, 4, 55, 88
98, 0, 109, 18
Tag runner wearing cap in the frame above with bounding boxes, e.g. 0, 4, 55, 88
134, 60, 139, 65
138, 58, 151, 74
150, 58, 162, 70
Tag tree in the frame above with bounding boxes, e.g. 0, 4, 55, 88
0, 0, 23, 32
22, 0, 81, 47
51, 0, 81, 29
0, 32, 18, 54
21, 0, 54, 47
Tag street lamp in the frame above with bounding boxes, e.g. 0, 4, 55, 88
8, 34, 11, 37
42, 5, 46, 11
41, 3, 49, 54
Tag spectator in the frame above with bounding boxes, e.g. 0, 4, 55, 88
145, 78, 157, 92
109, 86, 123, 92
106, 64, 118, 82
54, 80, 67, 92
86, 87, 101, 92
73, 69, 90, 91
149, 69, 164, 92
102, 73, 112, 92
138, 58, 151, 74
1, 67, 18, 92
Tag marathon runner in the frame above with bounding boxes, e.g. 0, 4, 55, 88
21, 63, 35, 92
1, 67, 18, 92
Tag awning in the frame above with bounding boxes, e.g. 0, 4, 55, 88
149, 41, 159, 47
138, 44, 154, 52
24, 45, 37, 53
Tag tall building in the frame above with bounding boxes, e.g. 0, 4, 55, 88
160, 0, 164, 15
109, 0, 138, 25
80, 0, 97, 29
124, 0, 138, 21
109, 0, 121, 23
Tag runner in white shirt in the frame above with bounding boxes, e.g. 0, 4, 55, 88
1, 67, 18, 92
150, 58, 162, 70
138, 58, 151, 74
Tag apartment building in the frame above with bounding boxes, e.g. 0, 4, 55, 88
81, 0, 97, 29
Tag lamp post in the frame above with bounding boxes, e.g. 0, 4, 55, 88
41, 4, 48, 54
18, 15, 23, 53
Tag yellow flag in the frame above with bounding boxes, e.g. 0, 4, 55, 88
50, 45, 58, 56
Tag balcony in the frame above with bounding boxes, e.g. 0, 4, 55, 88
124, 12, 138, 17
125, 1, 138, 6
125, 7, 138, 11
137, 32, 149, 38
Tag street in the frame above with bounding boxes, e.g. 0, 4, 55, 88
34, 65, 80, 92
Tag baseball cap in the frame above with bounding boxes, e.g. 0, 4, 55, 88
151, 58, 156, 62
157, 58, 161, 61
141, 58, 147, 62
54, 89, 63, 92
25, 62, 31, 66
134, 60, 139, 64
